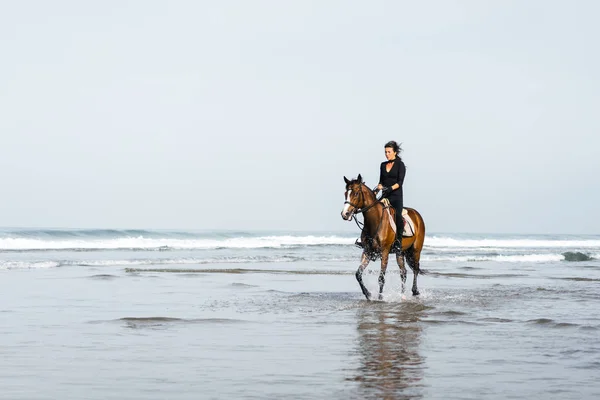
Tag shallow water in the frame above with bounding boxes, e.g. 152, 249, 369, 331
2, 260, 600, 399
2, 231, 600, 399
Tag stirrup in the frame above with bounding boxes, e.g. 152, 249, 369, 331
391, 238, 403, 254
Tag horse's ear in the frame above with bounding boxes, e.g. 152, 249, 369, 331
344, 176, 350, 184
357, 174, 362, 183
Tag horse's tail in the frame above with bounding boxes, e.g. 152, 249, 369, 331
404, 243, 429, 274
409, 208, 426, 253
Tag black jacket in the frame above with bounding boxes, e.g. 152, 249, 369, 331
379, 158, 405, 200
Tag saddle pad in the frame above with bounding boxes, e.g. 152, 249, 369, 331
380, 199, 416, 237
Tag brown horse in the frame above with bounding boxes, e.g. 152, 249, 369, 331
341, 174, 426, 300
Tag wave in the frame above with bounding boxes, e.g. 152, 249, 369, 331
426, 236, 600, 249
427, 254, 565, 263
3, 251, 598, 270
0, 235, 353, 252
2, 233, 600, 252
0, 228, 213, 239
72, 256, 309, 266
0, 256, 305, 270
0, 261, 61, 270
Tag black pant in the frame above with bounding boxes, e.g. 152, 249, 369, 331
385, 195, 403, 239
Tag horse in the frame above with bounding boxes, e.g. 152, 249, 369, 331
341, 174, 426, 300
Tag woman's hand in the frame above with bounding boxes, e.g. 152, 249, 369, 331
377, 184, 383, 190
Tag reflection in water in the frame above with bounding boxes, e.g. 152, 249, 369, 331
351, 302, 426, 400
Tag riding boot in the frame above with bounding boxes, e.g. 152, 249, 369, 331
392, 216, 405, 254
393, 233, 403, 254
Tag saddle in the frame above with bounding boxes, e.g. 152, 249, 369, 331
380, 198, 415, 237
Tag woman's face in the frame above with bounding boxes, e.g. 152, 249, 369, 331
385, 147, 396, 161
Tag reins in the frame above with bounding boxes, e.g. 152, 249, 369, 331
343, 183, 379, 214
345, 182, 385, 232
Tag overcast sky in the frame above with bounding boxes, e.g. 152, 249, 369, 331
1, 1, 598, 234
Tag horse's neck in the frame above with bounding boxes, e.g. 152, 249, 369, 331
361, 191, 381, 234
361, 187, 377, 208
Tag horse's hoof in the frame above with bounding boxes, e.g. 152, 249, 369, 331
412, 289, 420, 296
364, 291, 372, 301
378, 294, 383, 301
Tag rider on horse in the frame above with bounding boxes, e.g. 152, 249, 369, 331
357, 141, 406, 253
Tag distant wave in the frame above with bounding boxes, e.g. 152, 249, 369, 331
0, 229, 209, 238
0, 255, 343, 270
2, 230, 600, 271
428, 254, 567, 263
0, 261, 61, 270
427, 236, 600, 249
0, 235, 353, 252
2, 232, 600, 252
3, 252, 598, 270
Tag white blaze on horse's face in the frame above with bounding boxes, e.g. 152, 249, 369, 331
342, 189, 353, 220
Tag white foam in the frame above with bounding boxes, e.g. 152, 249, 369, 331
0, 235, 354, 251
68, 257, 305, 266
423, 254, 569, 263
0, 261, 61, 270
2, 233, 599, 252
426, 236, 600, 249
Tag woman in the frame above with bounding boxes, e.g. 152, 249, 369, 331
354, 141, 406, 253
377, 141, 406, 253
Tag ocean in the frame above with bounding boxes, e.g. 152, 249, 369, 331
2, 228, 600, 399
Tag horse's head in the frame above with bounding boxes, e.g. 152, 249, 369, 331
341, 174, 368, 220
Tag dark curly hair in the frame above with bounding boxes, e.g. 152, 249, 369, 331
384, 141, 402, 160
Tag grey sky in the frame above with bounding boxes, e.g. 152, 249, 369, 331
1, 1, 598, 234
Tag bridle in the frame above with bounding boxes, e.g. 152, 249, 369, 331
344, 182, 380, 228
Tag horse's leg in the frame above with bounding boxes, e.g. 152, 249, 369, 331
378, 251, 390, 300
406, 246, 421, 296
356, 253, 371, 300
396, 251, 407, 294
